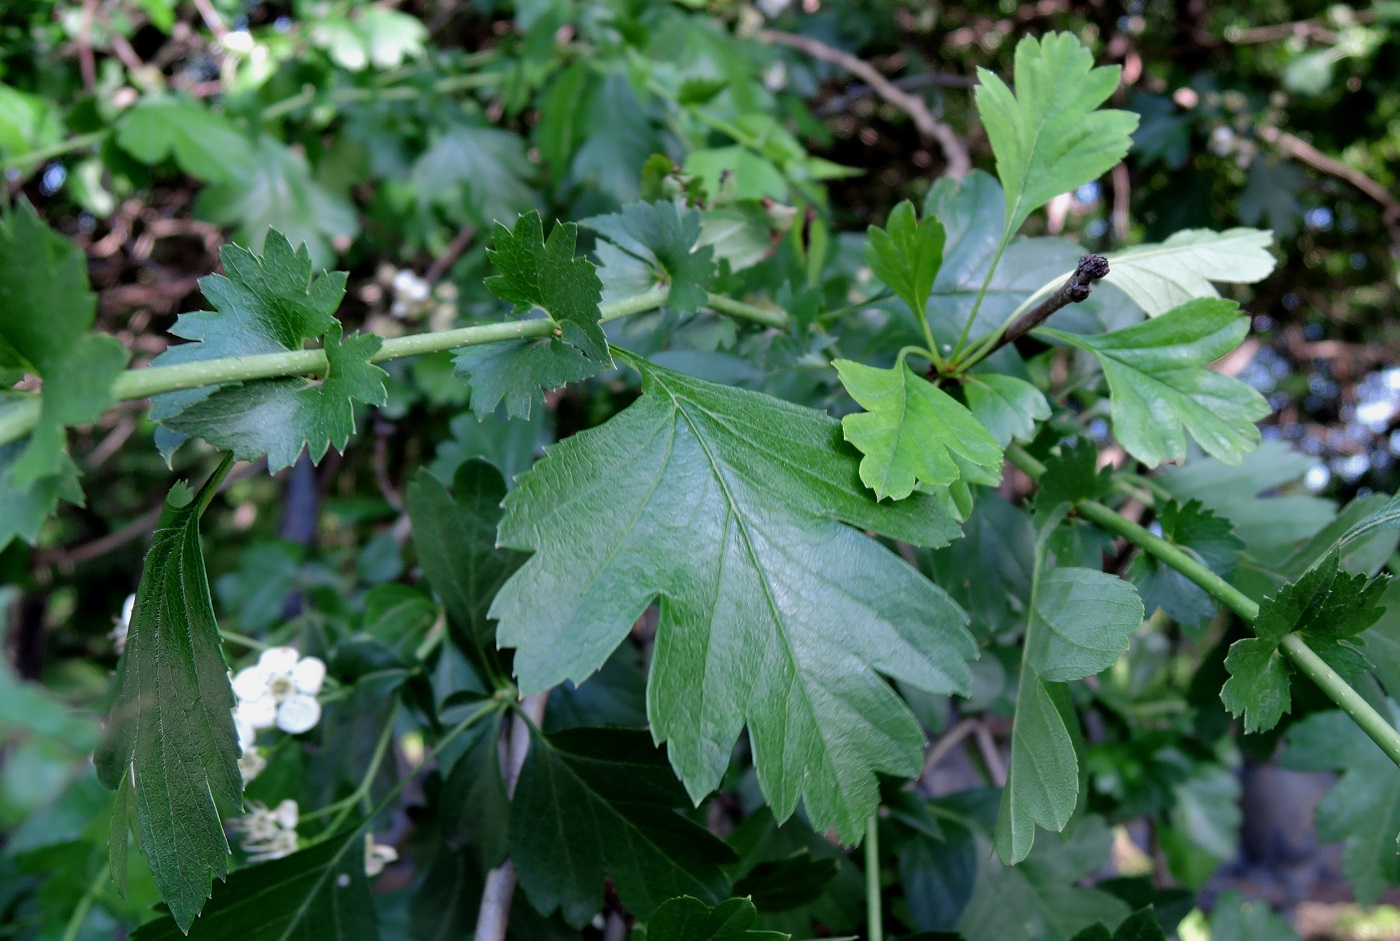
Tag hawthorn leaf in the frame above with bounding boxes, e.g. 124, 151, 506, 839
997, 568, 1143, 863
1034, 439, 1113, 520
1221, 552, 1388, 732
129, 829, 379, 940
160, 325, 388, 472
834, 359, 1003, 502
974, 32, 1139, 235
453, 334, 604, 420
115, 96, 256, 183
1206, 891, 1302, 941
1129, 500, 1243, 629
1071, 908, 1166, 941
0, 437, 83, 551
411, 121, 534, 230
0, 200, 128, 486
864, 200, 945, 319
486, 212, 610, 364
584, 200, 717, 313
93, 479, 242, 932
963, 374, 1050, 448
440, 708, 511, 869
406, 462, 526, 670
492, 356, 973, 841
1104, 228, 1275, 316
1282, 706, 1400, 903
1040, 299, 1269, 467
643, 897, 789, 941
511, 727, 737, 927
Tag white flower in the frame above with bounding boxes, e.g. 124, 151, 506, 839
364, 835, 399, 877
238, 746, 266, 783
110, 593, 135, 653
232, 647, 326, 734
233, 800, 300, 861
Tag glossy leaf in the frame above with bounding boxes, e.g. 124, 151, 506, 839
510, 727, 737, 927
492, 356, 973, 841
1104, 228, 1275, 316
93, 479, 241, 932
643, 896, 789, 941
0, 200, 128, 487
864, 200, 945, 319
975, 32, 1139, 235
161, 325, 387, 472
486, 211, 610, 364
835, 359, 1003, 502
130, 830, 379, 940
585, 200, 717, 313
1282, 707, 1400, 903
1040, 299, 1269, 467
963, 374, 1051, 448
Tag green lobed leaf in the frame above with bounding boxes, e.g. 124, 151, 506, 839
584, 200, 717, 313
93, 478, 242, 932
1129, 500, 1244, 630
835, 359, 1004, 502
996, 568, 1143, 863
114, 96, 257, 183
491, 355, 973, 841
642, 896, 790, 941
863, 200, 945, 320
130, 829, 379, 940
160, 324, 388, 472
0, 436, 83, 551
440, 708, 511, 869
974, 32, 1139, 236
1104, 228, 1276, 317
1282, 706, 1400, 903
486, 211, 611, 365
405, 462, 526, 672
963, 374, 1051, 448
1221, 552, 1388, 732
411, 121, 535, 230
1070, 908, 1166, 941
1035, 439, 1114, 519
510, 727, 738, 927
0, 200, 128, 488
453, 334, 605, 421
1040, 298, 1269, 467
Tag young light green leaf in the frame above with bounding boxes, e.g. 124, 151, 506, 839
115, 96, 257, 183
511, 727, 737, 927
93, 478, 242, 932
1104, 228, 1276, 316
160, 324, 388, 472
863, 200, 945, 320
974, 32, 1139, 235
492, 356, 973, 842
1040, 298, 1269, 467
0, 200, 128, 487
963, 374, 1051, 448
834, 359, 1003, 502
486, 211, 611, 364
406, 462, 526, 672
584, 200, 717, 313
997, 568, 1143, 863
453, 335, 605, 421
643, 896, 790, 941
1282, 706, 1400, 903
1221, 552, 1388, 732
129, 829, 379, 940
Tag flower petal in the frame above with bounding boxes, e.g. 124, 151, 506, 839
231, 665, 269, 702
273, 799, 299, 829
258, 646, 301, 674
291, 656, 326, 695
238, 696, 278, 730
276, 695, 321, 734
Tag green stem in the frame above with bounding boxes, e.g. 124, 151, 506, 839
306, 703, 401, 834
196, 453, 235, 516
2, 131, 107, 171
1005, 443, 1400, 769
948, 232, 1011, 361
60, 865, 109, 941
865, 814, 883, 941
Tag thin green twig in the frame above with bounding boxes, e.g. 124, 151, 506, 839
865, 814, 883, 941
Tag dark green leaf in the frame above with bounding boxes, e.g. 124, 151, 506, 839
975, 32, 1139, 235
898, 818, 978, 932
1034, 439, 1113, 519
161, 324, 387, 472
926, 491, 1035, 640
0, 438, 82, 551
1070, 908, 1166, 941
93, 479, 241, 932
642, 896, 789, 941
492, 356, 972, 841
440, 708, 510, 869
1206, 891, 1301, 941
863, 200, 945, 320
452, 335, 603, 421
511, 727, 737, 927
115, 96, 256, 182
411, 122, 535, 229
1040, 299, 1269, 467
486, 212, 610, 364
731, 853, 839, 914
406, 462, 526, 671
1282, 707, 1400, 903
130, 829, 379, 940
1130, 500, 1243, 629
835, 359, 1003, 502
585, 200, 717, 313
